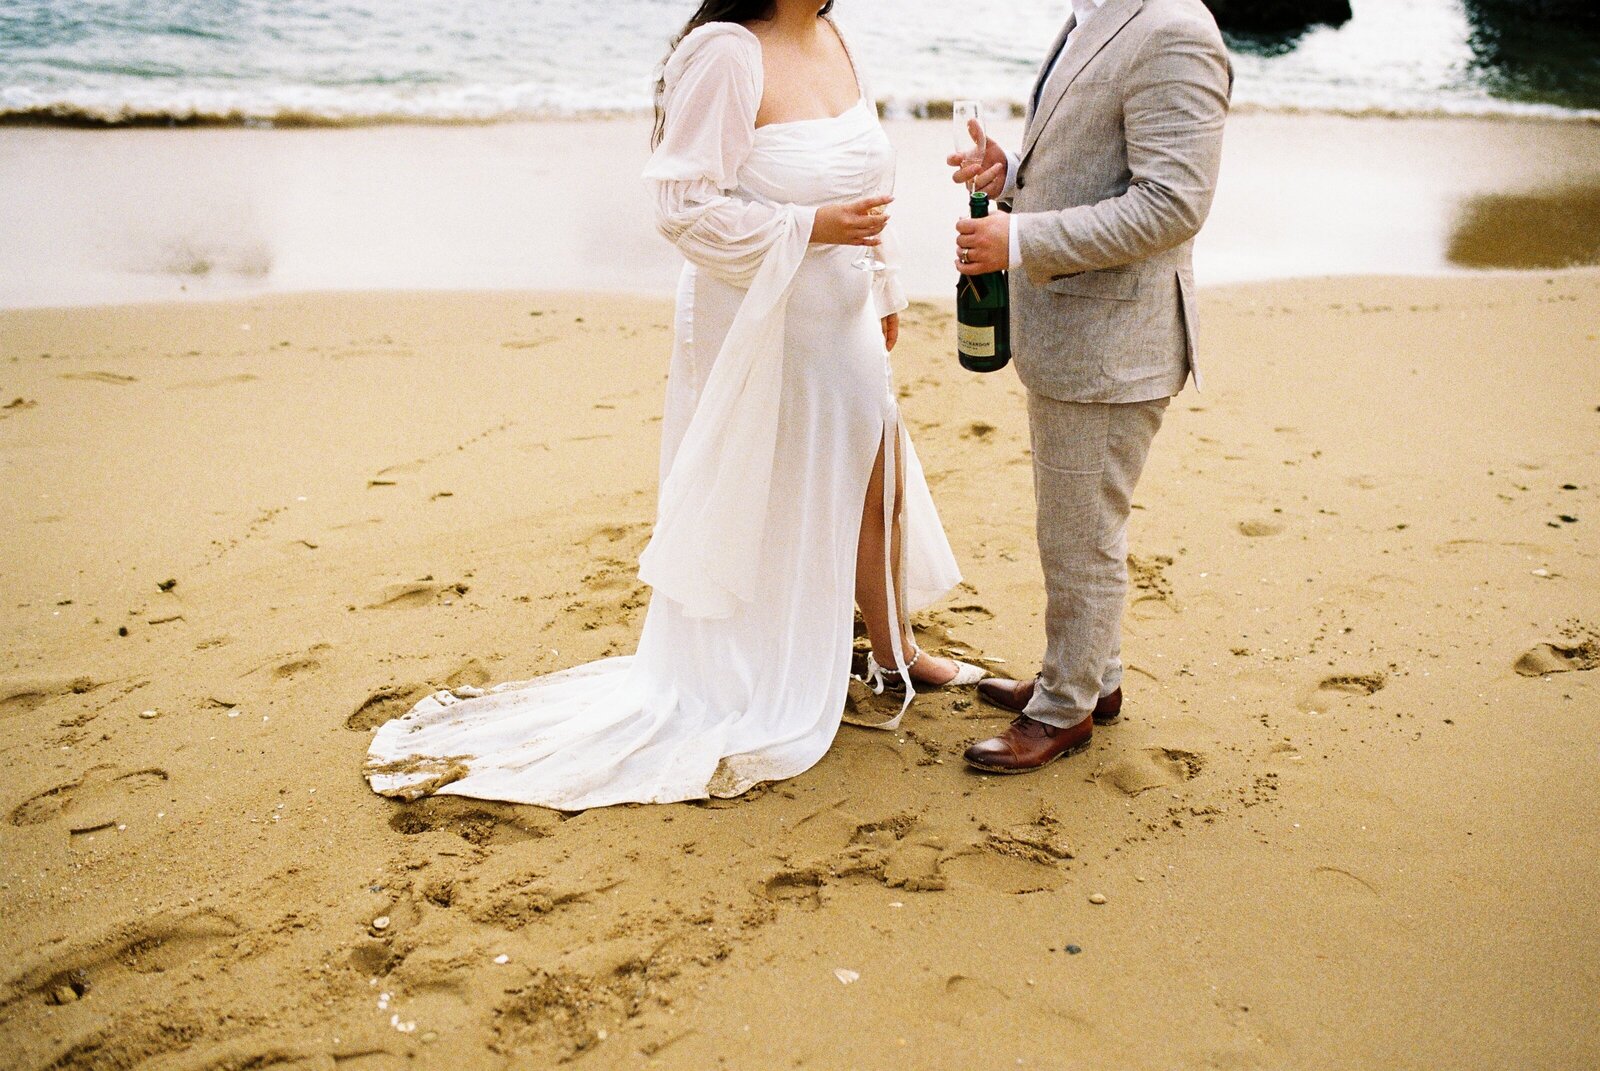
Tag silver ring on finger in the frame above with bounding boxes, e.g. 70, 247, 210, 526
961, 250, 970, 264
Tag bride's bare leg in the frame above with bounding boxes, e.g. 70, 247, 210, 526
854, 430, 961, 686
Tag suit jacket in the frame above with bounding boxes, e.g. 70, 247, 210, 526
1008, 0, 1232, 403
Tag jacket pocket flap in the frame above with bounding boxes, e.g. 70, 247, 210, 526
1045, 269, 1139, 302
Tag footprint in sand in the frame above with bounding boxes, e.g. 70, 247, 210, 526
758, 867, 827, 910
1265, 741, 1305, 767
943, 846, 1066, 895
756, 812, 954, 905
272, 648, 328, 679
388, 942, 485, 998
387, 796, 551, 846
931, 809, 1075, 894
1093, 747, 1206, 797
1298, 671, 1387, 714
569, 560, 649, 629
0, 675, 97, 716
445, 659, 492, 689
348, 938, 406, 978
0, 907, 239, 1013
1237, 518, 1284, 537
346, 683, 430, 730
491, 951, 661, 1064
365, 579, 469, 609
8, 765, 170, 831
844, 814, 949, 891
468, 881, 601, 930
936, 975, 1012, 1020
982, 811, 1076, 866
348, 659, 494, 731
1515, 638, 1599, 677
583, 521, 651, 554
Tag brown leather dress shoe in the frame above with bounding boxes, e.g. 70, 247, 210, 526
976, 676, 1123, 724
963, 712, 1093, 774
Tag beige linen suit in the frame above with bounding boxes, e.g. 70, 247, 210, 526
1005, 0, 1230, 727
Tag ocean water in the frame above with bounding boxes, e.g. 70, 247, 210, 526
2, 0, 1598, 125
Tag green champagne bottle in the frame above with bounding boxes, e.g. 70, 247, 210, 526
956, 191, 1011, 373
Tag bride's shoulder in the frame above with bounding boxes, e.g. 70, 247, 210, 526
667, 21, 761, 77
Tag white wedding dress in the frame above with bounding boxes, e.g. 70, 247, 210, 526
364, 21, 961, 810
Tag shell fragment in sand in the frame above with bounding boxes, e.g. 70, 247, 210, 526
833, 968, 860, 985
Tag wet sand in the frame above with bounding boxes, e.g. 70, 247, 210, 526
1, 271, 1597, 1068
3, 112, 1600, 309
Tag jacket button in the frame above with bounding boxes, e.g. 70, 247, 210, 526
1017, 175, 1026, 189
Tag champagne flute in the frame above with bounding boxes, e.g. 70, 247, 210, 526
853, 152, 896, 273
952, 100, 986, 195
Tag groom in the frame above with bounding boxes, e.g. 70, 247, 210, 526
950, 0, 1231, 773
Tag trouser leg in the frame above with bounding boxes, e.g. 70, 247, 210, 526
1022, 393, 1169, 729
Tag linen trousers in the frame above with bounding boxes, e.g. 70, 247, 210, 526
1022, 391, 1170, 729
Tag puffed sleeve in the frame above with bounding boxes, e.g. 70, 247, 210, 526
644, 25, 817, 287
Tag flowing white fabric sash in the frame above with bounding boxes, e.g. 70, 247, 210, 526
861, 416, 915, 732
638, 207, 812, 619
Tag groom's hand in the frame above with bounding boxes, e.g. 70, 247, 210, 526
955, 213, 1009, 275
946, 119, 1009, 199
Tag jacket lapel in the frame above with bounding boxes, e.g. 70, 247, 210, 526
1020, 0, 1144, 164
1024, 18, 1075, 126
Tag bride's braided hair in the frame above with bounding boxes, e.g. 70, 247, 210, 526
652, 1, 836, 148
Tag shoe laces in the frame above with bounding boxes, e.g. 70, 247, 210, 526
1009, 715, 1057, 739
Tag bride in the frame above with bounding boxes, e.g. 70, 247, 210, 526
364, 0, 986, 811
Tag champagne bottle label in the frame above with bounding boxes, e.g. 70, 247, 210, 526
958, 322, 996, 358
955, 191, 1012, 374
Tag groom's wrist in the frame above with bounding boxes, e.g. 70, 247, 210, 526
1000, 149, 1022, 200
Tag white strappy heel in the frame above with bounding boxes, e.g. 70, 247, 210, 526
847, 415, 987, 731
861, 647, 989, 694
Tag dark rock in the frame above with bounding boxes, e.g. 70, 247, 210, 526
1462, 1, 1600, 110
1466, 0, 1600, 29
1201, 0, 1352, 35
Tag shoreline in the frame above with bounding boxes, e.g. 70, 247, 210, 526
4, 110, 1600, 310
1, 272, 1596, 1067
4, 100, 1600, 129
4, 261, 1597, 317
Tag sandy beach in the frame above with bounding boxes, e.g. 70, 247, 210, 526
1, 262, 1597, 1067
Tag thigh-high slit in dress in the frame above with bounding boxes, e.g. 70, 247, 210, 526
364, 21, 961, 810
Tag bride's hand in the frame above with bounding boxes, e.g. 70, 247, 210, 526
881, 313, 899, 352
813, 196, 892, 246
